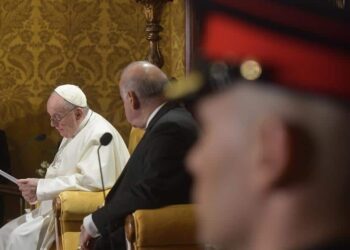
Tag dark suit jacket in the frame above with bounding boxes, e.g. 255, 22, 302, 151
92, 102, 198, 250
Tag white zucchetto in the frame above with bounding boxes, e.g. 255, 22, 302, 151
54, 84, 87, 107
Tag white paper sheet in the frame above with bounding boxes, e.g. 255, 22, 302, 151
0, 169, 18, 184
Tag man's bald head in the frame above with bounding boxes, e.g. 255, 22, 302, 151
119, 61, 168, 103
118, 61, 169, 128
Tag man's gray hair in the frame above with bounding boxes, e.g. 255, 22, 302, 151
133, 74, 168, 99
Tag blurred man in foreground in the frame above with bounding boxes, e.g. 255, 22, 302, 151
183, 1, 350, 249
0, 84, 129, 250
189, 83, 350, 250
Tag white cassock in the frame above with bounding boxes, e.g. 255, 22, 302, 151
0, 110, 130, 250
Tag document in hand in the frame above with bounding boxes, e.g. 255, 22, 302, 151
0, 169, 17, 184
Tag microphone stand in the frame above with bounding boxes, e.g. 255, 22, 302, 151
97, 132, 112, 204
97, 145, 106, 201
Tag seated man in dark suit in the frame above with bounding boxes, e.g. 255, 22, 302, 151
0, 129, 11, 225
80, 61, 198, 250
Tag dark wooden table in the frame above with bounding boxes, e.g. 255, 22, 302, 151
0, 183, 25, 215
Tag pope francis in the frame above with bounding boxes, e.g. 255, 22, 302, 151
0, 84, 130, 250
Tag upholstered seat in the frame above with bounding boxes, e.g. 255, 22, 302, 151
125, 204, 199, 250
128, 127, 145, 154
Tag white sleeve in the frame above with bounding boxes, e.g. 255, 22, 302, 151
83, 214, 100, 238
36, 139, 126, 201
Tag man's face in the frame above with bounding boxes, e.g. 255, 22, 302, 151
47, 94, 80, 138
187, 86, 260, 247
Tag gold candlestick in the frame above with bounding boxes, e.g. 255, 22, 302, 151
136, 0, 172, 68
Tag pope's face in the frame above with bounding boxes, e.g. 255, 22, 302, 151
47, 93, 80, 138
187, 86, 261, 248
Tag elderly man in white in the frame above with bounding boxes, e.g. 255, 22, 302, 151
0, 84, 130, 250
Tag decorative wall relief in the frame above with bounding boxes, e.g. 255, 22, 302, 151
0, 0, 185, 178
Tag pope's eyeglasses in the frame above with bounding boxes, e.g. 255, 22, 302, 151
50, 107, 76, 126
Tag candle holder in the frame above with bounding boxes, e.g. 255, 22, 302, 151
135, 0, 172, 68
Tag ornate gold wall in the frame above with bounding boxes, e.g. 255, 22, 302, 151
0, 0, 185, 178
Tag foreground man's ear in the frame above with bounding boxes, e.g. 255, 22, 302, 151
254, 117, 290, 191
256, 117, 315, 191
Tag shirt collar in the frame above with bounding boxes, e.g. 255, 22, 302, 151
145, 102, 166, 129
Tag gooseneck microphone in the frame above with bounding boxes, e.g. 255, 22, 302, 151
22, 133, 47, 149
97, 132, 113, 201
35, 133, 47, 142
100, 132, 112, 146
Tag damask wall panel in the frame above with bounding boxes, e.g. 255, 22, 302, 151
162, 0, 186, 80
0, 0, 185, 178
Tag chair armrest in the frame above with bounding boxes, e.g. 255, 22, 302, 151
54, 190, 109, 221
125, 204, 198, 249
54, 190, 110, 250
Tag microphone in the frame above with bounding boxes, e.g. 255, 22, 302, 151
100, 132, 112, 146
21, 133, 47, 153
34, 133, 46, 142
97, 132, 113, 201
22, 133, 47, 147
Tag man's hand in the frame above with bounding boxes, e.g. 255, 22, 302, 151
17, 178, 39, 204
79, 224, 93, 250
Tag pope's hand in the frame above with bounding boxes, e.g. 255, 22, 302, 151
79, 225, 93, 250
17, 178, 39, 204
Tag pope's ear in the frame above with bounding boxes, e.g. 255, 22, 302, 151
75, 107, 84, 120
255, 117, 291, 190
